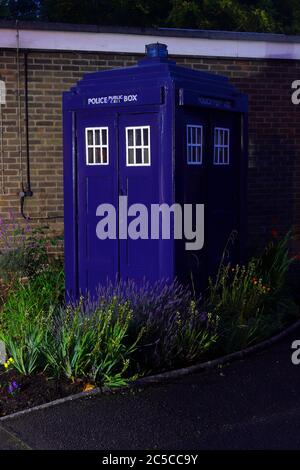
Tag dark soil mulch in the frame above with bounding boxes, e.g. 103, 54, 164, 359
0, 369, 83, 417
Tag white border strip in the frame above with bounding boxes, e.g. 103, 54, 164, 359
1, 28, 300, 60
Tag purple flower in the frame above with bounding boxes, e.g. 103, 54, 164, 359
199, 311, 208, 322
8, 381, 19, 394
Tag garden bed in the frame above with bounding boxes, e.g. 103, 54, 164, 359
1, 316, 300, 418
0, 369, 82, 417
0, 219, 299, 419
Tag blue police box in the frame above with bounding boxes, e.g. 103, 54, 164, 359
63, 43, 248, 299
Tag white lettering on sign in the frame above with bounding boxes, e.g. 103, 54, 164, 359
87, 95, 138, 105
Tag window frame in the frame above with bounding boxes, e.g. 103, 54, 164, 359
126, 125, 151, 167
85, 127, 109, 166
186, 124, 203, 165
213, 127, 230, 166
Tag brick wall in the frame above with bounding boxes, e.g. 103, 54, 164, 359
0, 49, 299, 257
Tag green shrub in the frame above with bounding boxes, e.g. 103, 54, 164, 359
208, 260, 268, 322
0, 214, 63, 281
0, 267, 64, 375
257, 231, 294, 293
0, 266, 64, 333
0, 319, 48, 375
205, 231, 298, 353
43, 298, 143, 386
167, 302, 219, 367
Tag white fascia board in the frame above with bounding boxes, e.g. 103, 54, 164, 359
1, 28, 300, 60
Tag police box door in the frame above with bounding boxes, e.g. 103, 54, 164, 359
77, 110, 118, 295
207, 110, 241, 276
76, 110, 160, 295
179, 108, 241, 289
118, 112, 160, 283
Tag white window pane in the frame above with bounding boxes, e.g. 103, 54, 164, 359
95, 147, 101, 164
222, 131, 226, 146
144, 148, 149, 164
102, 148, 108, 164
213, 128, 230, 165
128, 148, 134, 164
187, 125, 203, 165
136, 129, 142, 146
95, 130, 100, 146
193, 127, 197, 144
191, 127, 194, 143
193, 128, 196, 144
126, 126, 151, 166
224, 131, 228, 145
88, 147, 94, 164
87, 130, 93, 145
190, 147, 194, 163
136, 148, 142, 164
214, 146, 218, 164
143, 128, 149, 145
101, 129, 107, 145
128, 129, 134, 146
86, 127, 109, 165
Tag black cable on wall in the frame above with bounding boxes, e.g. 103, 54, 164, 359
19, 46, 63, 221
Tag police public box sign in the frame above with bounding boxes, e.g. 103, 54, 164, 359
85, 88, 163, 107
87, 94, 138, 105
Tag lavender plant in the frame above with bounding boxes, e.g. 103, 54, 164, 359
86, 279, 218, 372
